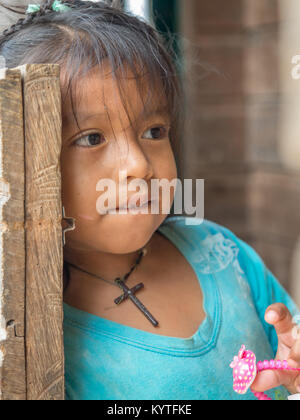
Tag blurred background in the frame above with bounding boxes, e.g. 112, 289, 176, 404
124, 0, 300, 307
1, 0, 300, 306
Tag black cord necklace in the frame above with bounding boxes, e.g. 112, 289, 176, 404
66, 247, 159, 327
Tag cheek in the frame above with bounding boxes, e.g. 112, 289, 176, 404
60, 157, 102, 214
153, 144, 178, 180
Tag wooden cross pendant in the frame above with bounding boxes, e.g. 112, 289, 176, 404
114, 278, 159, 327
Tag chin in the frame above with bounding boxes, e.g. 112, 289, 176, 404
100, 217, 162, 253
70, 213, 166, 254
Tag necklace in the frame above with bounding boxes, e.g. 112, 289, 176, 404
65, 247, 159, 328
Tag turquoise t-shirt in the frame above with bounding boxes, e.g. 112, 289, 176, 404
63, 216, 300, 400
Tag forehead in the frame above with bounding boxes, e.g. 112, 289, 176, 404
62, 61, 168, 124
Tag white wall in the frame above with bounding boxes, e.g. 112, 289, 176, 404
124, 0, 152, 22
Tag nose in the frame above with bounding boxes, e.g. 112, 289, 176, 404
117, 133, 154, 182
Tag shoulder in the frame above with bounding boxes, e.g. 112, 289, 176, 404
161, 215, 233, 235
162, 216, 299, 308
161, 217, 300, 355
160, 216, 270, 291
161, 216, 261, 256
161, 215, 248, 249
159, 216, 255, 274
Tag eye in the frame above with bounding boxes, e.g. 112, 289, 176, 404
73, 132, 105, 148
142, 126, 170, 141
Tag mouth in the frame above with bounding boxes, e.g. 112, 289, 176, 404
107, 200, 155, 214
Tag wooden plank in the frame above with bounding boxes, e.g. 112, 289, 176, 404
21, 63, 64, 400
0, 67, 26, 400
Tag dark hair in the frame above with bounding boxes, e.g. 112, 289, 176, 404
0, 0, 184, 293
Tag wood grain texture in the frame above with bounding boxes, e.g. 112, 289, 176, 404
0, 67, 26, 400
21, 63, 64, 400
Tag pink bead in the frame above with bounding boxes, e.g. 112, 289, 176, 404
253, 392, 272, 401
282, 360, 289, 369
263, 360, 269, 369
257, 361, 264, 371
231, 345, 300, 400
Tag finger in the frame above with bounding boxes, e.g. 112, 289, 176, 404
251, 369, 296, 393
296, 375, 300, 393
265, 303, 295, 347
251, 370, 281, 392
289, 337, 300, 365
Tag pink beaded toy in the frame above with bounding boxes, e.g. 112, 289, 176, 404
230, 345, 300, 400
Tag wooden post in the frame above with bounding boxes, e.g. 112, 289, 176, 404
0, 63, 64, 400
0, 67, 26, 400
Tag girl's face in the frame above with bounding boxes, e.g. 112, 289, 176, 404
60, 62, 178, 256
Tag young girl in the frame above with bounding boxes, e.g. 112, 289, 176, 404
1, 0, 300, 400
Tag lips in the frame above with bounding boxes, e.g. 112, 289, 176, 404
116, 194, 151, 210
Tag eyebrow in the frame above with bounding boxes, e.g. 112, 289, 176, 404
65, 104, 170, 123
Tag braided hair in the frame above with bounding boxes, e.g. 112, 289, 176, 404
0, 0, 184, 293
1, 0, 57, 39
0, 0, 122, 40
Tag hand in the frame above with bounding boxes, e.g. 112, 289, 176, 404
251, 303, 300, 395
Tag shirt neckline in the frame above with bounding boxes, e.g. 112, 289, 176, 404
63, 216, 221, 356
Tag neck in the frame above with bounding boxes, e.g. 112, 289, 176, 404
63, 231, 163, 298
